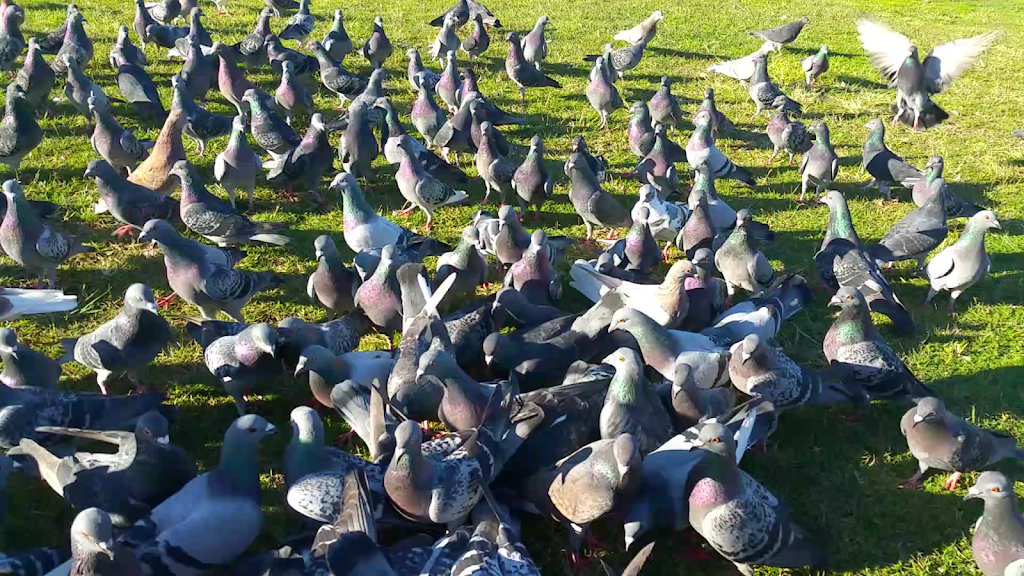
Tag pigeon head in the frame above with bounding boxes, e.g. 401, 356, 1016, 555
168, 160, 193, 182
535, 15, 550, 27
692, 109, 712, 127
313, 235, 337, 261
817, 189, 846, 208
480, 120, 495, 136
925, 155, 944, 172
225, 414, 277, 448
651, 10, 665, 21
571, 135, 587, 153
211, 41, 229, 55
137, 219, 177, 244
393, 419, 423, 456
737, 334, 760, 363
630, 101, 648, 116
136, 411, 170, 445
288, 405, 324, 442
246, 323, 279, 357
0, 327, 19, 356
380, 244, 396, 264
910, 397, 946, 428
670, 361, 694, 388
328, 172, 360, 196
310, 112, 326, 132
654, 124, 667, 137
124, 283, 159, 314
691, 422, 736, 458
602, 346, 641, 372
529, 134, 543, 150
636, 205, 651, 222
969, 210, 1001, 231
810, 120, 828, 136
608, 307, 650, 335
70, 508, 115, 560
529, 229, 547, 250
703, 86, 714, 99
83, 159, 114, 180
482, 332, 500, 365
373, 15, 384, 28
294, 344, 332, 376
1, 179, 24, 200
734, 208, 751, 228
461, 225, 480, 247
829, 286, 864, 309
864, 118, 885, 133
116, 25, 129, 43
770, 95, 789, 109
692, 247, 714, 268
613, 433, 640, 476
965, 471, 1015, 503
504, 32, 519, 44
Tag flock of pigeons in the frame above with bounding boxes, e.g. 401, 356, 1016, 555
0, 0, 1018, 575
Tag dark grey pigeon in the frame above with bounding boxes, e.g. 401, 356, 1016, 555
0, 180, 93, 288
411, 71, 447, 144
601, 348, 674, 455
715, 209, 774, 298
697, 87, 735, 138
925, 210, 1001, 312
117, 61, 166, 122
436, 50, 461, 112
138, 219, 281, 321
748, 52, 801, 116
687, 110, 755, 185
461, 13, 490, 63
503, 230, 561, 307
0, 327, 62, 389
628, 101, 656, 158
266, 113, 334, 207
504, 31, 560, 102
521, 15, 550, 71
748, 17, 809, 51
435, 226, 488, 296
869, 185, 947, 272
623, 206, 660, 273
858, 20, 997, 130
110, 25, 146, 69
90, 97, 151, 176
312, 41, 368, 108
62, 54, 111, 128
65, 508, 144, 574
361, 16, 392, 69
230, 10, 272, 67
266, 33, 317, 76
354, 244, 404, 341
323, 9, 352, 62
212, 41, 256, 114
566, 150, 630, 242
649, 76, 686, 130
146, 0, 181, 25
911, 156, 981, 219
585, 39, 647, 75
801, 45, 829, 85
862, 118, 922, 200
144, 23, 188, 50
799, 120, 838, 202
512, 135, 552, 221
294, 347, 392, 414
15, 38, 57, 111
0, 83, 43, 173
171, 75, 232, 158
59, 284, 170, 395
635, 125, 681, 199
587, 56, 624, 130
214, 115, 261, 211
85, 159, 178, 237
900, 397, 1024, 491
964, 472, 1024, 576
308, 235, 360, 318
468, 99, 511, 157
188, 322, 281, 414
36, 3, 77, 54
51, 10, 92, 74
133, 0, 158, 47
242, 87, 301, 161
339, 100, 380, 180
474, 121, 515, 205
766, 95, 811, 164
669, 362, 735, 430
379, 96, 468, 185
179, 35, 216, 104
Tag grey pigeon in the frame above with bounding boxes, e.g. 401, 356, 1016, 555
361, 16, 392, 69
145, 0, 181, 25
681, 248, 728, 331
681, 189, 714, 258
474, 121, 515, 206
395, 135, 468, 230
406, 48, 440, 91
0, 327, 62, 389
430, 0, 500, 28
35, 3, 76, 54
925, 210, 1001, 312
267, 113, 334, 206
964, 472, 1024, 576
411, 70, 447, 143
212, 41, 256, 114
858, 20, 997, 130
59, 284, 170, 395
748, 17, 809, 51
0, 180, 93, 288
0, 286, 78, 322
354, 244, 404, 340
587, 56, 624, 130
90, 97, 151, 176
117, 61, 166, 122
274, 60, 312, 126
242, 87, 301, 161
66, 508, 144, 574
697, 86, 735, 138
85, 159, 178, 237
436, 49, 462, 112
570, 257, 693, 327
614, 10, 663, 45
433, 97, 476, 165
178, 35, 216, 104
171, 76, 232, 158
214, 115, 261, 211
15, 38, 57, 112
279, 0, 314, 46
649, 76, 686, 130
566, 150, 631, 242
687, 110, 756, 185
521, 15, 550, 71
512, 134, 552, 221
436, 226, 488, 296
230, 9, 272, 66
119, 414, 276, 573
590, 43, 618, 84
823, 286, 931, 400
585, 39, 647, 75
911, 156, 981, 219
669, 362, 735, 430
144, 23, 188, 50
492, 286, 567, 329
133, 0, 158, 47
634, 125, 681, 199
188, 322, 281, 414
461, 13, 490, 62
51, 10, 92, 74
322, 9, 352, 62
0, 84, 43, 173
622, 206, 660, 272
295, 347, 392, 414
900, 397, 1024, 491
799, 120, 838, 202
430, 13, 460, 63
459, 67, 527, 126
801, 45, 829, 85
715, 209, 775, 298
748, 52, 801, 116
338, 100, 381, 180
379, 96, 468, 185
869, 185, 948, 272
504, 31, 560, 102
701, 273, 810, 346
62, 54, 111, 129
468, 99, 512, 158
110, 25, 146, 69
138, 219, 281, 321
264, 0, 297, 17
687, 424, 827, 575
601, 348, 674, 455
766, 95, 810, 164
417, 339, 491, 431
312, 41, 368, 107
691, 165, 735, 232
308, 235, 361, 318
628, 101, 656, 158
632, 186, 687, 259
172, 160, 290, 247
265, 33, 317, 76
278, 314, 372, 361
503, 230, 561, 306
862, 118, 922, 200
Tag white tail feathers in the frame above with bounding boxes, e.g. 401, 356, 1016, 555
568, 260, 612, 303
0, 288, 78, 321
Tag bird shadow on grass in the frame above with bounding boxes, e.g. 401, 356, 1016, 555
542, 61, 589, 80
835, 74, 889, 91
646, 46, 728, 61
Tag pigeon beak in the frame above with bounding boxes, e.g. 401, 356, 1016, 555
415, 367, 425, 380
741, 351, 752, 362
993, 220, 1002, 230
98, 541, 114, 559
828, 294, 842, 307
964, 488, 981, 501
912, 414, 924, 427
0, 344, 17, 358
315, 249, 325, 260
143, 301, 159, 314
691, 439, 705, 448
156, 435, 170, 445
294, 358, 309, 376
264, 422, 277, 434
485, 354, 493, 365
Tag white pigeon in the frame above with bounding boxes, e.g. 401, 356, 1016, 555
707, 42, 774, 84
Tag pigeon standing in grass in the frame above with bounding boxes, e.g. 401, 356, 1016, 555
504, 230, 561, 306
767, 95, 811, 164
586, 40, 647, 76
338, 101, 380, 180
127, 109, 187, 195
36, 4, 76, 54
566, 149, 631, 243
512, 135, 552, 221
312, 41, 367, 108
267, 113, 334, 207
461, 13, 489, 62
85, 160, 178, 237
212, 41, 255, 115
90, 96, 150, 175
748, 52, 801, 116
565, 135, 608, 182
231, 10, 272, 66
16, 38, 57, 112
474, 122, 515, 206
614, 10, 663, 45
868, 187, 947, 272
649, 76, 686, 130
0, 327, 62, 389
308, 235, 360, 318
0, 180, 93, 288
406, 48, 439, 90
435, 51, 461, 112
964, 472, 1024, 576
862, 118, 922, 200
146, 0, 181, 25
801, 45, 829, 85
59, 284, 170, 395
715, 209, 775, 298
322, 9, 352, 62
910, 156, 980, 219
51, 10, 92, 74
635, 125, 682, 199
505, 31, 560, 102
857, 20, 998, 130
697, 87, 735, 138
601, 348, 674, 455
925, 210, 1001, 312
687, 110, 755, 186
521, 15, 550, 71
799, 121, 838, 202
395, 135, 468, 231
748, 17, 809, 52
62, 55, 110, 129
627, 101, 656, 158
361, 16, 392, 69
243, 88, 301, 162
586, 56, 623, 130
117, 60, 167, 122
409, 74, 444, 144
633, 185, 687, 258
214, 115, 261, 211
430, 13, 460, 64
265, 0, 297, 17
274, 60, 312, 126
435, 226, 488, 296
189, 323, 281, 414
354, 244, 404, 341
707, 43, 774, 85
279, 0, 313, 47
171, 77, 231, 158
111, 25, 146, 69
0, 84, 43, 173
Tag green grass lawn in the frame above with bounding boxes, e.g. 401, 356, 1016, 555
2, 0, 1023, 573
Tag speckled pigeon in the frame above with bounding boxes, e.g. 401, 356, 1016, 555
503, 230, 561, 306
229, 9, 271, 67
799, 121, 838, 202
504, 31, 560, 102
176, 34, 215, 104
566, 150, 631, 242
214, 115, 261, 211
85, 160, 177, 237
862, 118, 922, 200
668, 362, 735, 430
649, 76, 686, 130
687, 110, 755, 186
312, 41, 367, 108
169, 77, 229, 159
635, 125, 682, 199
869, 185, 948, 272
707, 43, 774, 84
925, 210, 1001, 312
461, 13, 490, 62
587, 56, 623, 130
279, 0, 313, 46
964, 472, 1024, 576
15, 38, 56, 111
361, 16, 392, 69
767, 95, 811, 164
749, 17, 809, 51
187, 322, 281, 414
395, 135, 468, 231
323, 9, 352, 62
748, 52, 801, 116
406, 48, 439, 91
715, 209, 775, 298
512, 135, 552, 221
585, 39, 647, 76
242, 87, 301, 161
633, 184, 687, 257
307, 235, 360, 318
0, 327, 61, 389
521, 15, 550, 71
0, 84, 43, 173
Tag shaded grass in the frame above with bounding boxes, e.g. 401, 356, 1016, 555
1, 0, 1023, 574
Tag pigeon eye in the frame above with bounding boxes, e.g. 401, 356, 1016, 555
992, 487, 1001, 493
985, 215, 991, 220
712, 437, 721, 443
618, 357, 624, 362
247, 427, 257, 434
929, 411, 936, 416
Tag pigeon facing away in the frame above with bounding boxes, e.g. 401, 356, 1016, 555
504, 31, 561, 102
0, 84, 44, 173
503, 230, 561, 307
857, 20, 998, 130
521, 15, 550, 71
15, 38, 58, 111
59, 284, 171, 395
799, 121, 838, 202
395, 135, 469, 231
51, 10, 92, 74
62, 54, 111, 129
925, 210, 1001, 312
0, 327, 62, 389
274, 60, 312, 126
322, 9, 352, 62
766, 95, 811, 164
430, 13, 461, 64
707, 42, 774, 84
801, 45, 829, 85
111, 25, 146, 69
614, 10, 663, 45
862, 118, 923, 200
964, 472, 1024, 576
0, 286, 78, 321
748, 17, 809, 52
868, 185, 948, 272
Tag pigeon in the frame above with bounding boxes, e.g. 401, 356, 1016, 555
62, 54, 111, 129
144, 23, 189, 50
504, 31, 560, 102
308, 235, 361, 318
701, 272, 811, 346
570, 258, 693, 327
474, 121, 515, 206
110, 25, 146, 69
86, 160, 179, 238
415, 339, 492, 432
278, 314, 372, 361
411, 71, 447, 144
503, 230, 561, 306
492, 286, 567, 329
0, 327, 62, 389
189, 322, 281, 414
353, 244, 404, 340
436, 50, 461, 112
900, 397, 1024, 491
145, 0, 181, 25
799, 121, 838, 202
35, 3, 76, 54
265, 34, 317, 76
633, 184, 687, 256
312, 41, 367, 107
512, 135, 552, 221
0, 180, 93, 288
273, 60, 312, 126
601, 348, 675, 455
911, 156, 981, 219
715, 209, 775, 299
431, 0, 499, 28
566, 149, 631, 242
127, 109, 188, 195
243, 87, 301, 161
626, 207, 662, 272
214, 115, 261, 211
168, 78, 226, 158
586, 56, 624, 130
265, 0, 297, 17
64, 508, 145, 574
138, 219, 280, 321
0, 286, 78, 322
0, 84, 43, 173
964, 472, 1024, 576
15, 38, 57, 111
668, 361, 735, 430
436, 226, 488, 296
279, 0, 313, 46
322, 9, 352, 62
585, 40, 647, 76
707, 42, 774, 84
681, 188, 714, 258
51, 10, 92, 74
211, 41, 256, 114
748, 17, 809, 51
697, 87, 735, 138
748, 52, 802, 116
295, 347, 393, 414
687, 110, 756, 186
89, 98, 150, 177
614, 10, 663, 45
461, 13, 490, 62
379, 97, 467, 184
230, 9, 272, 66
628, 101, 656, 158
649, 76, 686, 130
691, 165, 736, 233
857, 20, 998, 130
460, 68, 527, 127
406, 48, 440, 91
801, 45, 829, 85
117, 61, 166, 122
395, 135, 469, 230
862, 118, 923, 200
172, 160, 290, 247
430, 13, 461, 63
823, 286, 931, 400
521, 15, 550, 71
338, 99, 381, 180
766, 95, 810, 164
868, 185, 948, 272
687, 423, 827, 574
925, 210, 1001, 312
608, 307, 729, 389
361, 16, 392, 69
635, 125, 682, 199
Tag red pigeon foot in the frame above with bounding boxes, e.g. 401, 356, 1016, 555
155, 293, 178, 308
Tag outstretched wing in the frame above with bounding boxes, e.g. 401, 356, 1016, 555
923, 31, 999, 94
856, 20, 914, 84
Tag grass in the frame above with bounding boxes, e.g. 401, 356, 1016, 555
1, 0, 1023, 573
